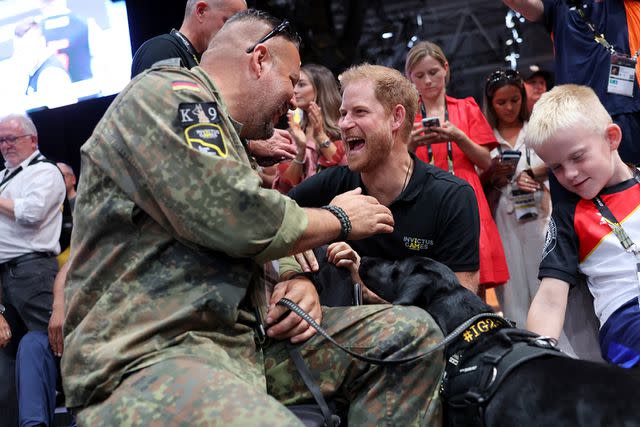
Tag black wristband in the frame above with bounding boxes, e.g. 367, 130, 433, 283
321, 205, 352, 241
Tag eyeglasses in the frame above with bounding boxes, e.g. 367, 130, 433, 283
0, 134, 31, 147
485, 69, 523, 97
245, 20, 292, 54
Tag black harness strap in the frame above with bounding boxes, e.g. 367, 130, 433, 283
289, 346, 341, 427
443, 327, 567, 426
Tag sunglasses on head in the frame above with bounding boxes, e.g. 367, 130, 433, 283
245, 20, 293, 54
485, 69, 523, 97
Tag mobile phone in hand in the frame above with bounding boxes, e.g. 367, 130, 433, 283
499, 149, 521, 168
421, 116, 440, 128
498, 149, 521, 179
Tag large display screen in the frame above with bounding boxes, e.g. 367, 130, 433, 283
0, 0, 132, 115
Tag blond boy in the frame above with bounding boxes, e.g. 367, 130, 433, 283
525, 84, 640, 367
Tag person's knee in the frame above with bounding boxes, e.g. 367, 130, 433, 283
17, 331, 51, 361
388, 305, 444, 341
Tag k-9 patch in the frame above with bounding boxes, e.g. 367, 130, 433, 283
184, 123, 227, 158
177, 102, 220, 127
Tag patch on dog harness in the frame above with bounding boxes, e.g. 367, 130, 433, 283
461, 316, 510, 344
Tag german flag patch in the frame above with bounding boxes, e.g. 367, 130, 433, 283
171, 81, 201, 92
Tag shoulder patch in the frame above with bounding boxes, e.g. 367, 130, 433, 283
177, 102, 220, 127
542, 217, 557, 260
184, 123, 227, 158
172, 81, 201, 92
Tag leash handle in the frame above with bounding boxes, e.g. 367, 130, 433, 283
277, 298, 507, 365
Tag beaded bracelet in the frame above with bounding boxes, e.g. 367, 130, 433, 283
321, 205, 352, 241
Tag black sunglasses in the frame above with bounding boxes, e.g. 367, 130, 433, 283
485, 69, 523, 97
245, 20, 292, 54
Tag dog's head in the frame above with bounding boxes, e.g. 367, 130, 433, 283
359, 256, 493, 335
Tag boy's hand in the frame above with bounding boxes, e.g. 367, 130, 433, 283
526, 277, 570, 340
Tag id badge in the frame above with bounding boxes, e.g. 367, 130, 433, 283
607, 54, 636, 97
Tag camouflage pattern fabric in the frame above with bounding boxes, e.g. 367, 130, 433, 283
62, 65, 307, 408
62, 64, 444, 426
76, 305, 443, 427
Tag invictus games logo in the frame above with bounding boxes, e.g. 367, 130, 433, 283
403, 236, 433, 251
542, 217, 557, 260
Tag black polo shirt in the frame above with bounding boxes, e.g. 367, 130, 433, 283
288, 155, 480, 272
131, 32, 200, 78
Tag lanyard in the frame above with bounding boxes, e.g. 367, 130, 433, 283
0, 155, 44, 192
171, 29, 200, 66
592, 168, 640, 305
420, 98, 453, 174
569, 1, 640, 60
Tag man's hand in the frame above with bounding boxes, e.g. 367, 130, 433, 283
48, 303, 64, 357
330, 188, 394, 240
249, 129, 297, 166
294, 249, 319, 272
0, 314, 11, 348
266, 276, 321, 344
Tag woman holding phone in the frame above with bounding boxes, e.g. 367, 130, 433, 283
481, 69, 551, 327
405, 41, 509, 292
273, 63, 346, 193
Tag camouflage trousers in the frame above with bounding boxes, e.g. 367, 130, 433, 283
75, 304, 444, 427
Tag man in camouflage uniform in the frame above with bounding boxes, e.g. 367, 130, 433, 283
62, 10, 444, 426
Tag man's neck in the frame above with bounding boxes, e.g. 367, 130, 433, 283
361, 148, 413, 206
178, 24, 203, 54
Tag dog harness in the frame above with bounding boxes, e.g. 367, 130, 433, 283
441, 315, 568, 426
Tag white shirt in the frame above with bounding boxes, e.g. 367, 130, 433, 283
0, 150, 66, 262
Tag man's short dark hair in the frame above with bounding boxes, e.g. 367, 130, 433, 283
225, 9, 301, 48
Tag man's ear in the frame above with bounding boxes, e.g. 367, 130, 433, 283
194, 1, 209, 21
248, 45, 269, 79
391, 104, 406, 132
605, 123, 622, 151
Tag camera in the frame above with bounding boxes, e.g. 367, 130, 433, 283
421, 116, 440, 128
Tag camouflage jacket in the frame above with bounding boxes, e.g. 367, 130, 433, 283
62, 66, 307, 408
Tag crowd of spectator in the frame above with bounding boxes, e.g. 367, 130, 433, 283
1, 0, 640, 426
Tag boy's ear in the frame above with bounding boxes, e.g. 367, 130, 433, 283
605, 123, 622, 151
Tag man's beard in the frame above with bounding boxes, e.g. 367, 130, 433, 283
243, 120, 275, 141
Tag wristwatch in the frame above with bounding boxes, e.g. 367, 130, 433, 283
0, 304, 5, 316
319, 139, 332, 149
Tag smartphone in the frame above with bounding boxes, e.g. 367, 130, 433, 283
499, 149, 521, 168
421, 116, 440, 128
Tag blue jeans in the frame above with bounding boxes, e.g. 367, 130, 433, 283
16, 331, 57, 427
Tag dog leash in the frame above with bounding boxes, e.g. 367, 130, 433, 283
277, 298, 509, 365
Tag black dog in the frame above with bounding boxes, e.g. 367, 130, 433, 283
353, 256, 639, 427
